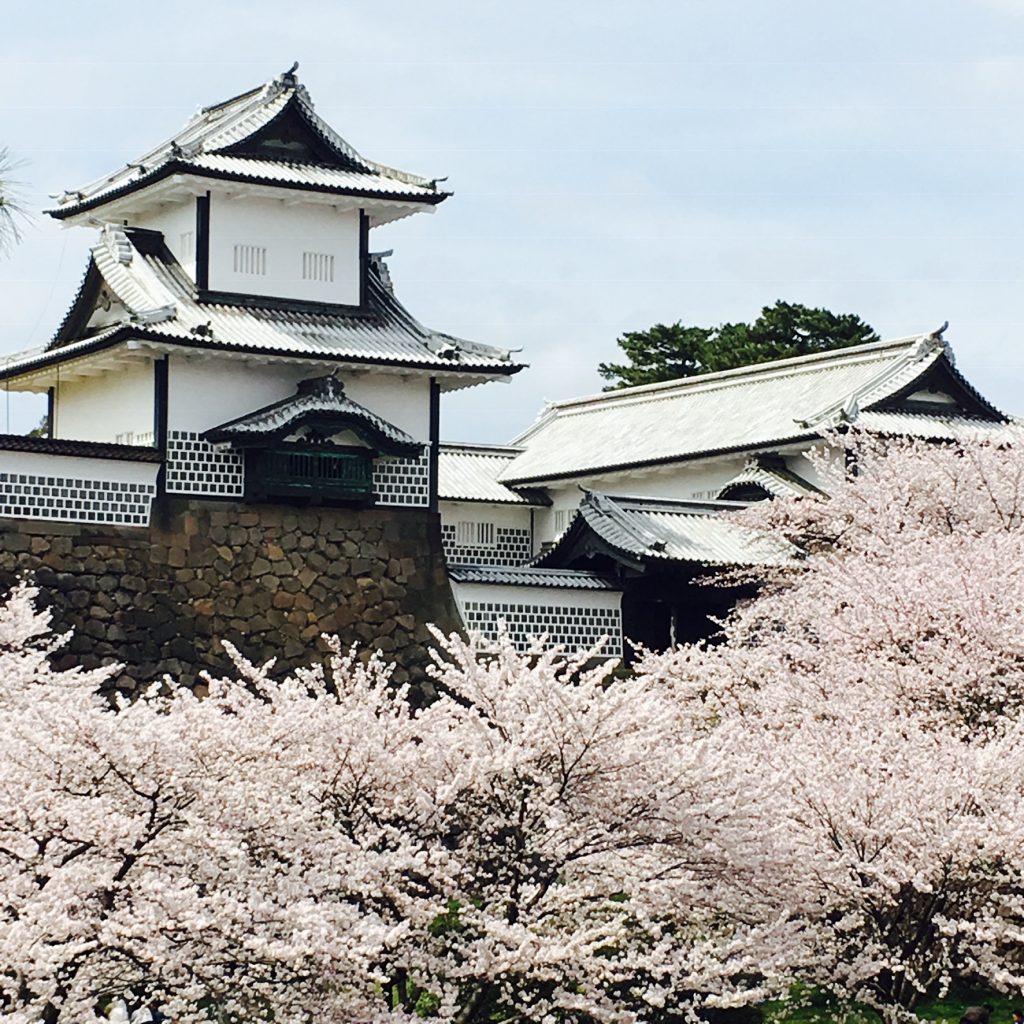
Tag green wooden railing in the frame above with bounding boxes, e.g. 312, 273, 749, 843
245, 446, 374, 503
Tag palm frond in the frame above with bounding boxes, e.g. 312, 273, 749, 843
0, 147, 31, 256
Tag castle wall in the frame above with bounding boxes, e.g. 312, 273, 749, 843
139, 202, 198, 278
207, 194, 362, 305
55, 359, 156, 444
0, 498, 462, 698
167, 356, 310, 433
439, 500, 534, 565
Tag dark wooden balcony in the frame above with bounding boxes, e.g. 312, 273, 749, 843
244, 445, 374, 504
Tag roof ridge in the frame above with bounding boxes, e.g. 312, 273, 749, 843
549, 334, 936, 415
589, 491, 749, 513
440, 442, 525, 455
48, 76, 287, 210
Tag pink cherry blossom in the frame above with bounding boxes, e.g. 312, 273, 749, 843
0, 589, 789, 1023
640, 432, 1024, 1020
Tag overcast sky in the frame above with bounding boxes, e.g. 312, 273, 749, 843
3, 0, 1024, 441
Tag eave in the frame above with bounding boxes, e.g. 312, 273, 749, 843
0, 330, 524, 391
47, 160, 450, 221
499, 434, 822, 488
0, 433, 162, 463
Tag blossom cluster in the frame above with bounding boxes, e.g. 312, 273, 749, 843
0, 591, 789, 1024
4, 434, 1024, 1023
640, 433, 1024, 1018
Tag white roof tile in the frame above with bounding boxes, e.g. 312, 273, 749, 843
540, 492, 801, 568
855, 409, 1012, 441
188, 154, 439, 198
501, 335, 991, 485
438, 444, 544, 504
48, 72, 445, 219
0, 231, 522, 382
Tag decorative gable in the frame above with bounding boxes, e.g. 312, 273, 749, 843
220, 95, 364, 169
873, 357, 1003, 419
204, 375, 422, 456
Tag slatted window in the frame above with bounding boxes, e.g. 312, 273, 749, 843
179, 230, 194, 259
233, 244, 267, 275
554, 509, 575, 534
302, 251, 335, 282
456, 521, 496, 547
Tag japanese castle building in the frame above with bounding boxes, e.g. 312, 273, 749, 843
0, 70, 520, 524
0, 69, 1013, 663
439, 331, 1010, 652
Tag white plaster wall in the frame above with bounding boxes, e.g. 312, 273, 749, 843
0, 449, 159, 487
439, 500, 533, 532
167, 356, 308, 433
54, 360, 155, 443
137, 203, 197, 279
533, 492, 585, 553
208, 194, 361, 305
452, 581, 623, 656
167, 355, 432, 443
563, 457, 750, 503
790, 443, 841, 491
345, 375, 430, 442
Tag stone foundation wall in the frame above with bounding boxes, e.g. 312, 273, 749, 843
0, 498, 463, 697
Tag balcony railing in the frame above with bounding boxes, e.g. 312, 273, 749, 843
244, 445, 374, 504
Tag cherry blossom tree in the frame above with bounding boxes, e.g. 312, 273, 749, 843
640, 433, 1024, 1020
0, 585, 794, 1024
0, 583, 426, 1024
401, 630, 799, 1024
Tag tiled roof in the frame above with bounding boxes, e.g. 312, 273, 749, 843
537, 492, 801, 569
0, 228, 523, 382
719, 456, 821, 499
448, 565, 620, 590
438, 443, 548, 505
0, 434, 162, 463
48, 71, 447, 219
205, 374, 421, 453
855, 409, 1013, 441
186, 154, 440, 198
500, 334, 1002, 485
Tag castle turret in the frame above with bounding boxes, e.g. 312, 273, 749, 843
0, 67, 524, 514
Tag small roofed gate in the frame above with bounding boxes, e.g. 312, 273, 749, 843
203, 375, 424, 506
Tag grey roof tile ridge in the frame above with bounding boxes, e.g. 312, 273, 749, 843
440, 441, 526, 456
796, 349, 939, 429
538, 334, 934, 415
583, 491, 667, 553
596, 493, 752, 514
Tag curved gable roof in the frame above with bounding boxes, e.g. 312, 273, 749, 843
203, 375, 422, 455
535, 492, 801, 570
0, 227, 523, 385
47, 70, 448, 220
500, 334, 1005, 486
